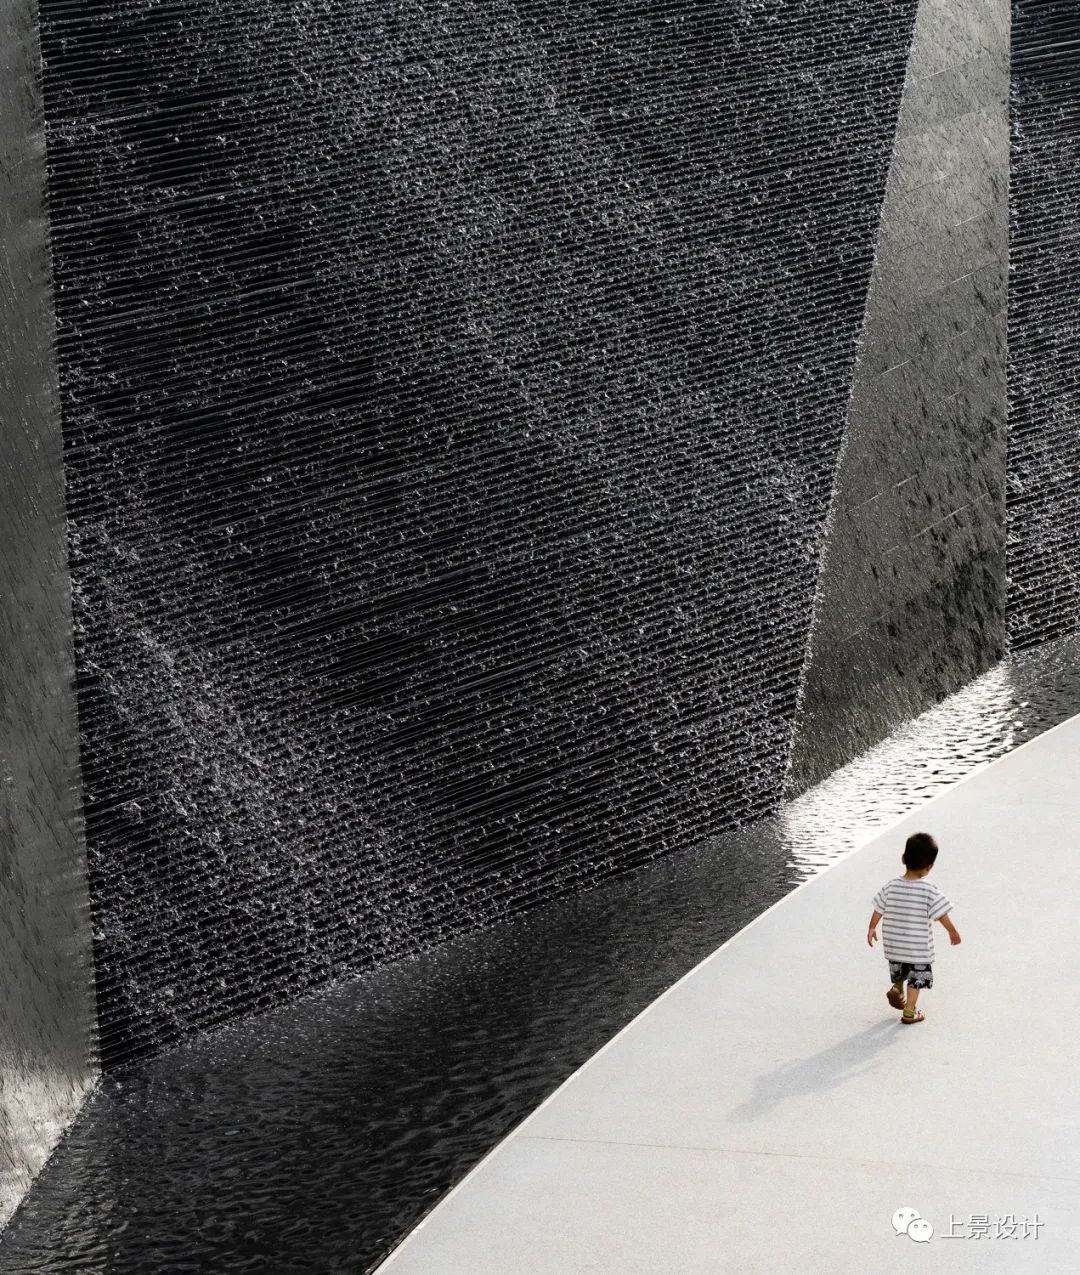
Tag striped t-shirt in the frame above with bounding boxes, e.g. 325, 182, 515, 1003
872, 877, 952, 963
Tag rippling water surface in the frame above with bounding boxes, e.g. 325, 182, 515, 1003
2, 635, 1078, 1274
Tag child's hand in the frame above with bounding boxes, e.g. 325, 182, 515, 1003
867, 927, 878, 948
950, 930, 962, 945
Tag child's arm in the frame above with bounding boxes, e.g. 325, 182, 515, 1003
867, 910, 883, 947
937, 912, 962, 945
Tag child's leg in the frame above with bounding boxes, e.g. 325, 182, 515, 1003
901, 985, 925, 1022
903, 966, 932, 1020
886, 963, 906, 1008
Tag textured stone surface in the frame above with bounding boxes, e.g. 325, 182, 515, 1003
37, 0, 920, 1064
788, 0, 1009, 793
0, 0, 96, 1228
1009, 1, 1080, 647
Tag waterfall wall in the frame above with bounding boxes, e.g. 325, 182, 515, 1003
1008, 0, 1080, 647
0, 0, 96, 1227
38, 0, 922, 1065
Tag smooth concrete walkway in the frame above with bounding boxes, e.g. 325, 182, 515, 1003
377, 714, 1080, 1273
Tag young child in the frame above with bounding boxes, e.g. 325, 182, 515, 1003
867, 832, 960, 1024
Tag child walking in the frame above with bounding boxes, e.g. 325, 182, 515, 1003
867, 832, 961, 1024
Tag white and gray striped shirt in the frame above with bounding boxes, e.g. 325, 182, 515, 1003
872, 877, 952, 963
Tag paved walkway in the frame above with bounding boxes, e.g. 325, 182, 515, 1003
377, 714, 1080, 1273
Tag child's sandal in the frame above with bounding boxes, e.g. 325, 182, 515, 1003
900, 1010, 925, 1025
886, 985, 905, 1009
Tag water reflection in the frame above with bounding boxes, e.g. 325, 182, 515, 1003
2, 634, 1078, 1274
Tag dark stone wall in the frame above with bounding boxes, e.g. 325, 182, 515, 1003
38, 0, 920, 1064
788, 0, 1009, 792
1009, 1, 1080, 648
0, 0, 96, 1224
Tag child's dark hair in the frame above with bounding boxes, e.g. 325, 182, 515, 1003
903, 832, 939, 871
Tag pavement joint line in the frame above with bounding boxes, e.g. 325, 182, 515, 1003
515, 1133, 1080, 1186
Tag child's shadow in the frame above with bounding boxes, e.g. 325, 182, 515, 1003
728, 1018, 901, 1123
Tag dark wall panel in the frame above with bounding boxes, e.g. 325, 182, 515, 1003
38, 0, 919, 1064
789, 0, 1009, 793
1009, 1, 1080, 648
0, 0, 96, 1224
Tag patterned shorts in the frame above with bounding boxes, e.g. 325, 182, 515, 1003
889, 961, 933, 989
